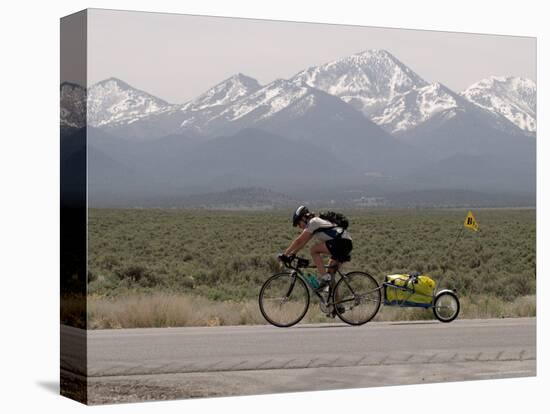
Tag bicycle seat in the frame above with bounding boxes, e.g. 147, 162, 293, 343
339, 255, 351, 263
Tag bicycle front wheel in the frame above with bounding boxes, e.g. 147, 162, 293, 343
333, 271, 381, 326
259, 272, 310, 327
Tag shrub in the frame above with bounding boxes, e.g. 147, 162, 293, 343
116, 265, 148, 282
88, 208, 535, 305
101, 255, 120, 270
115, 265, 160, 288
180, 275, 195, 289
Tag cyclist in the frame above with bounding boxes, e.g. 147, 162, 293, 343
279, 205, 353, 290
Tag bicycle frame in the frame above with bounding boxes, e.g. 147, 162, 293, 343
282, 260, 363, 309
266, 256, 458, 325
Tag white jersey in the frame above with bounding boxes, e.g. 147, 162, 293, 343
305, 217, 352, 243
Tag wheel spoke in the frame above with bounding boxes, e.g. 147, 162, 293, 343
334, 272, 381, 325
259, 273, 310, 327
433, 292, 460, 322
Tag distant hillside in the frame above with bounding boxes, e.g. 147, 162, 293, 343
90, 187, 297, 209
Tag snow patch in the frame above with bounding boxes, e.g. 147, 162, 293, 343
461, 76, 536, 132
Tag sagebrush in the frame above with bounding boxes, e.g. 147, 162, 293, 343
86, 208, 535, 326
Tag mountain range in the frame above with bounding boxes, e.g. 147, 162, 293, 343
60, 49, 536, 207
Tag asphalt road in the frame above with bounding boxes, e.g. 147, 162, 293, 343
61, 318, 536, 404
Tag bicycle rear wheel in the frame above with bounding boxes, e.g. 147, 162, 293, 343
259, 272, 310, 327
333, 271, 381, 326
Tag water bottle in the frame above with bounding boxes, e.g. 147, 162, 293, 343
305, 272, 320, 289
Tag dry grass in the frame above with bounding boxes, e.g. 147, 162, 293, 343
88, 294, 265, 328
459, 294, 536, 319
87, 293, 535, 329
373, 295, 536, 322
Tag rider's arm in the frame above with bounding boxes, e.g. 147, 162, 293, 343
284, 230, 313, 256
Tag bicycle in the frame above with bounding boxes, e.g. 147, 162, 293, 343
259, 255, 381, 327
259, 256, 460, 327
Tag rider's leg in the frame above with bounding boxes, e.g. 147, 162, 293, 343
327, 257, 339, 274
327, 258, 340, 288
310, 242, 330, 275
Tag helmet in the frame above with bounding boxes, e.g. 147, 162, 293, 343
292, 205, 310, 227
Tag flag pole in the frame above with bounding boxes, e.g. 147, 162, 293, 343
441, 211, 478, 273
448, 227, 464, 257
440, 226, 463, 274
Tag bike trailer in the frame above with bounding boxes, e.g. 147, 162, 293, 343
384, 274, 436, 307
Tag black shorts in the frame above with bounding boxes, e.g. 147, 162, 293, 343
325, 238, 353, 262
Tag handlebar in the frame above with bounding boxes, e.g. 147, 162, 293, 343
277, 254, 314, 269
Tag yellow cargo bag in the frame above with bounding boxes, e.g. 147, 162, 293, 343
384, 274, 436, 307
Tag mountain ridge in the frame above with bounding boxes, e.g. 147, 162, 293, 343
461, 75, 536, 132
61, 50, 536, 137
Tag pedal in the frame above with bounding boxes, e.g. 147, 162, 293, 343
319, 301, 331, 314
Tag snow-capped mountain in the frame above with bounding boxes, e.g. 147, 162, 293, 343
291, 49, 478, 133
370, 82, 461, 133
75, 50, 536, 144
100, 74, 262, 139
106, 76, 351, 138
182, 77, 422, 176
60, 82, 86, 129
181, 73, 261, 112
63, 48, 536, 206
87, 78, 173, 127
204, 78, 317, 130
292, 49, 429, 118
167, 73, 263, 134
461, 76, 536, 132
173, 76, 397, 147
162, 76, 372, 142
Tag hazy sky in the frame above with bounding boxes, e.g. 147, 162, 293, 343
87, 8, 536, 104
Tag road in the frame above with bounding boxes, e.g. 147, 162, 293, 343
61, 318, 536, 404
